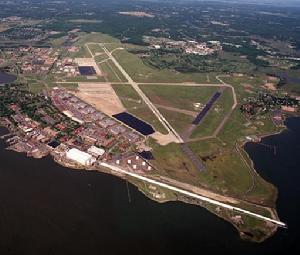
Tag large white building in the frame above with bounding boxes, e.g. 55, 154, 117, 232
66, 148, 96, 166
88, 146, 105, 158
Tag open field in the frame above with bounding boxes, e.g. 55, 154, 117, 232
98, 59, 127, 82
149, 138, 275, 207
76, 32, 120, 44
111, 84, 168, 134
28, 83, 46, 93
94, 54, 110, 63
61, 76, 107, 83
74, 83, 125, 115
87, 44, 105, 56
113, 49, 218, 83
220, 75, 267, 100
65, 45, 92, 58
28, 82, 77, 93
139, 85, 219, 112
187, 138, 277, 206
158, 108, 194, 135
54, 83, 78, 90
149, 141, 202, 186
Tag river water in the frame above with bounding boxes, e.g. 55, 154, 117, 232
0, 116, 299, 253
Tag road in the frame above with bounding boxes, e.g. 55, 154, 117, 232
62, 44, 286, 228
100, 162, 287, 228
102, 45, 184, 143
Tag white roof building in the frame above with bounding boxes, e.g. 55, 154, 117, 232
66, 148, 96, 166
88, 146, 105, 158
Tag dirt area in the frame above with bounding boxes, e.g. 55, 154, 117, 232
0, 25, 10, 32
264, 82, 277, 91
75, 58, 102, 75
151, 132, 179, 145
73, 82, 125, 115
267, 76, 279, 82
242, 83, 254, 89
118, 11, 155, 18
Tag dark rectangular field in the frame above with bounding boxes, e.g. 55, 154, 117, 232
78, 66, 96, 75
113, 112, 155, 136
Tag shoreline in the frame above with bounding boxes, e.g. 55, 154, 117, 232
1, 115, 295, 242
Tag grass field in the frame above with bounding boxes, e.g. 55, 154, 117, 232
111, 84, 168, 134
158, 108, 194, 135
99, 59, 127, 82
54, 83, 78, 90
221, 74, 267, 100
113, 49, 218, 83
149, 141, 202, 186
27, 81, 78, 93
94, 53, 109, 63
65, 45, 92, 58
87, 44, 105, 55
139, 85, 219, 111
75, 32, 120, 45
62, 76, 106, 83
187, 139, 276, 205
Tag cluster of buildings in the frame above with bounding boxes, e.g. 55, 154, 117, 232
50, 88, 153, 173
0, 85, 154, 174
240, 92, 299, 116
54, 58, 80, 76
2, 47, 58, 74
144, 36, 222, 55
0, 86, 80, 158
184, 40, 221, 55
0, 25, 48, 42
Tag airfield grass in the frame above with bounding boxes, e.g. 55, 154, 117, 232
221, 74, 267, 100
112, 84, 168, 134
54, 83, 78, 90
158, 108, 194, 135
187, 138, 276, 205
147, 132, 276, 206
139, 85, 218, 112
62, 76, 106, 82
87, 44, 105, 55
191, 88, 234, 138
27, 81, 78, 93
76, 32, 120, 44
94, 54, 110, 63
149, 141, 202, 186
28, 83, 45, 93
104, 43, 124, 52
99, 59, 127, 82
113, 49, 218, 83
65, 45, 92, 58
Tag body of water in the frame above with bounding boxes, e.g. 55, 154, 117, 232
0, 117, 299, 255
113, 112, 155, 135
0, 71, 16, 84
